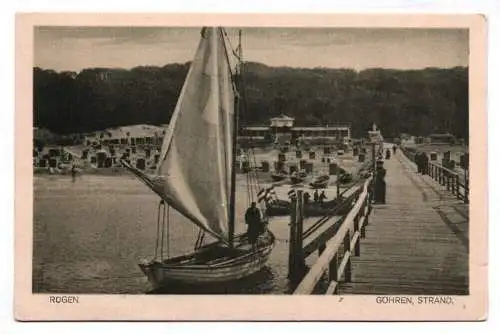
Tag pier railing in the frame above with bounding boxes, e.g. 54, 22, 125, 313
400, 148, 469, 203
293, 176, 373, 294
427, 162, 468, 203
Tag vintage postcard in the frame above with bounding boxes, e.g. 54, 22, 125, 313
15, 13, 487, 321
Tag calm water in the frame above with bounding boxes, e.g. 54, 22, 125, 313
33, 173, 324, 294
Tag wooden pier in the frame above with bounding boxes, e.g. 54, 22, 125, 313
292, 147, 469, 295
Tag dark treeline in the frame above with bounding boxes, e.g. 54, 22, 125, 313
33, 62, 468, 139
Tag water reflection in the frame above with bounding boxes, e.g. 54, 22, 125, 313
34, 173, 335, 294
148, 266, 277, 295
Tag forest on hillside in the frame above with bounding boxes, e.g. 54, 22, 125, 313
33, 62, 468, 140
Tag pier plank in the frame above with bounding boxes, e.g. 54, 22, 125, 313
336, 150, 469, 295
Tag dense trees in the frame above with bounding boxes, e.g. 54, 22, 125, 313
33, 62, 468, 140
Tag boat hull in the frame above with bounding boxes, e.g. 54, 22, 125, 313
139, 230, 275, 289
309, 180, 329, 189
266, 199, 350, 217
270, 174, 287, 182
290, 176, 306, 184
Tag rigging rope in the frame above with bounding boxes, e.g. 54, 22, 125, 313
160, 201, 166, 261
224, 28, 270, 217
222, 29, 242, 63
155, 200, 169, 262
155, 201, 162, 260
194, 228, 206, 251
166, 204, 170, 259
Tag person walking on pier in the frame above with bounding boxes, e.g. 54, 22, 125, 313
313, 189, 319, 203
245, 202, 262, 248
374, 160, 387, 204
319, 191, 327, 204
71, 164, 77, 182
415, 152, 423, 173
421, 152, 429, 175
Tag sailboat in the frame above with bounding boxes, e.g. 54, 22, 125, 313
121, 27, 275, 289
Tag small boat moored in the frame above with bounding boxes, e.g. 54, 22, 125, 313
270, 170, 288, 182
290, 171, 308, 184
309, 174, 330, 189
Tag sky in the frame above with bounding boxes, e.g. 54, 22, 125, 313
34, 27, 469, 72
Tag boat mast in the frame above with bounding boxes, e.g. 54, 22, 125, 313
228, 29, 242, 248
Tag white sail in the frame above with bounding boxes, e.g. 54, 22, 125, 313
138, 27, 236, 242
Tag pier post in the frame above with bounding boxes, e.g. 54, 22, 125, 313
329, 253, 338, 283
288, 191, 305, 281
336, 168, 340, 199
288, 196, 297, 279
296, 190, 306, 272
354, 213, 361, 257
371, 143, 376, 172
344, 232, 352, 282
361, 217, 367, 238
362, 194, 369, 238
464, 169, 469, 204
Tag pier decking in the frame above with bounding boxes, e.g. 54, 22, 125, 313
336, 150, 469, 295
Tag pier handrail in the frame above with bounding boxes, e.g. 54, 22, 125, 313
400, 147, 469, 203
302, 184, 361, 240
293, 175, 373, 294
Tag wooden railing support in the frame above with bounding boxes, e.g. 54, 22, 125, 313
361, 219, 367, 238
401, 148, 469, 204
343, 233, 352, 282
354, 211, 361, 256
288, 190, 305, 282
288, 196, 297, 279
293, 177, 373, 295
296, 190, 305, 266
328, 253, 338, 283
464, 169, 469, 204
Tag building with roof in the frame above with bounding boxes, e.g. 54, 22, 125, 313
241, 114, 351, 146
429, 133, 456, 145
83, 124, 165, 147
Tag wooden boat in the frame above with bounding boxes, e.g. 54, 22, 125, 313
309, 174, 330, 189
122, 28, 275, 289
139, 230, 275, 287
290, 171, 307, 184
338, 172, 353, 184
270, 171, 288, 182
266, 197, 351, 217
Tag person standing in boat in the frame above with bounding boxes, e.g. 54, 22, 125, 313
313, 189, 319, 203
245, 202, 261, 248
303, 191, 311, 205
